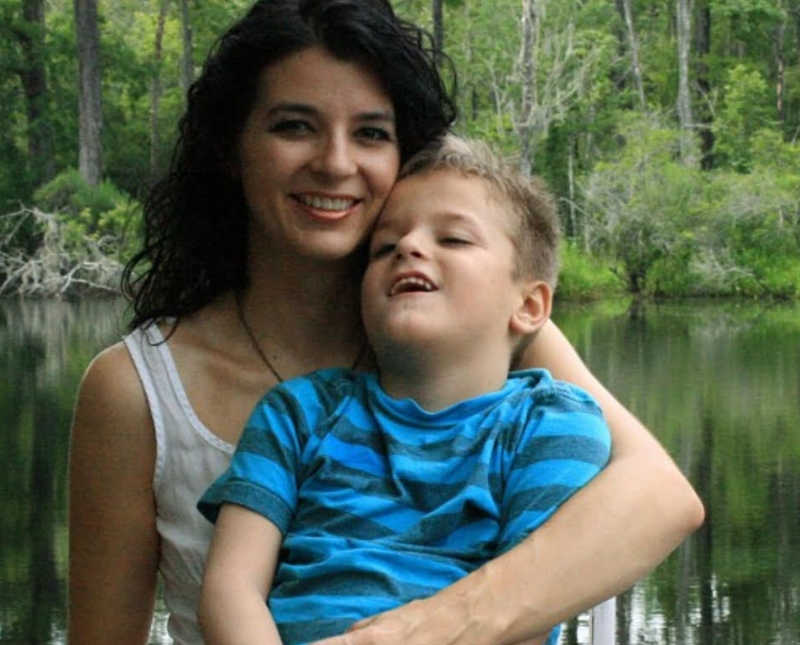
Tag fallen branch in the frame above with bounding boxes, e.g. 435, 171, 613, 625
0, 207, 123, 297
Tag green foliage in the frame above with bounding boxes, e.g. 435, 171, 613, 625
33, 168, 142, 262
0, 0, 799, 298
577, 114, 800, 298
579, 114, 702, 292
556, 241, 625, 300
713, 65, 775, 171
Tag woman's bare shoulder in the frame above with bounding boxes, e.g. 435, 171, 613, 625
69, 341, 160, 643
78, 341, 145, 407
71, 340, 156, 466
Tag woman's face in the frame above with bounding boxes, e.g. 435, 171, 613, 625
237, 46, 400, 263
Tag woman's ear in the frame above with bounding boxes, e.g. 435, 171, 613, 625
509, 280, 552, 336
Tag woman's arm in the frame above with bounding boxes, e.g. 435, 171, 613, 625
68, 344, 160, 644
199, 504, 283, 645
312, 320, 704, 645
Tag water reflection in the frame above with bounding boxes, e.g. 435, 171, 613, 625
554, 299, 800, 644
1, 298, 127, 643
1, 298, 798, 643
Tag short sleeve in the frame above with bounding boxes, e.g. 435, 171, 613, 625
197, 377, 320, 533
498, 382, 612, 552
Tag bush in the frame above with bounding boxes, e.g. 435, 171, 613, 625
33, 168, 142, 262
556, 241, 625, 300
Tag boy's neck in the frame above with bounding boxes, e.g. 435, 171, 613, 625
376, 349, 511, 412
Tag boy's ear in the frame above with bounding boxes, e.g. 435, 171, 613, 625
510, 280, 552, 336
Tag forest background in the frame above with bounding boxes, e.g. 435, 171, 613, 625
1, 0, 799, 300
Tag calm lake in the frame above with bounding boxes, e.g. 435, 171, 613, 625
1, 297, 798, 644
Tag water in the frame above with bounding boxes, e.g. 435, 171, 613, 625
1, 297, 798, 644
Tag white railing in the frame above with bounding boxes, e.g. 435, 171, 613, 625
589, 597, 616, 645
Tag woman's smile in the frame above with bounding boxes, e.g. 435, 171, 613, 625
292, 192, 361, 221
237, 46, 400, 262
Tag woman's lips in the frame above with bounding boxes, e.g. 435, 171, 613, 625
293, 193, 360, 220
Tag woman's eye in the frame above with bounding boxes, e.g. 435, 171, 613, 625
270, 120, 314, 135
357, 127, 393, 142
440, 237, 470, 246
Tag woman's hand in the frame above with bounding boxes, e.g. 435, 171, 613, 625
310, 596, 550, 645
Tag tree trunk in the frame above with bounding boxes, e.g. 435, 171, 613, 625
612, 0, 628, 94
773, 2, 787, 126
518, 0, 538, 176
621, 0, 646, 109
567, 134, 576, 239
694, 0, 714, 169
17, 0, 53, 184
792, 7, 800, 139
432, 0, 444, 55
150, 0, 170, 181
75, 0, 103, 186
675, 0, 695, 165
179, 0, 195, 96
460, 1, 478, 122
793, 5, 800, 57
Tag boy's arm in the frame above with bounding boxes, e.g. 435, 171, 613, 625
310, 320, 704, 645
199, 503, 284, 645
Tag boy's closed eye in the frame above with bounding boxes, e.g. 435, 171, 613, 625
439, 236, 472, 246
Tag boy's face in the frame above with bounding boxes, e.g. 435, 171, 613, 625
361, 169, 526, 358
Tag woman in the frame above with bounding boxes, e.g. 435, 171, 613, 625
68, 1, 704, 644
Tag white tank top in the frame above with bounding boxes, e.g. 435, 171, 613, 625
124, 324, 234, 645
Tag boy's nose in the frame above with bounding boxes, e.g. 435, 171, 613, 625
395, 234, 426, 259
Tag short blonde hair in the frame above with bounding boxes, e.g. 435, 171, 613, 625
399, 135, 560, 288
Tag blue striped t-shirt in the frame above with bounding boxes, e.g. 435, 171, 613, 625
198, 367, 611, 645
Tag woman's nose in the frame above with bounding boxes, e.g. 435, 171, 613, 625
310, 132, 357, 177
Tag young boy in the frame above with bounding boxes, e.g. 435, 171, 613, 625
197, 136, 611, 645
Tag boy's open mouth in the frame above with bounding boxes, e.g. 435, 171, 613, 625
388, 274, 436, 296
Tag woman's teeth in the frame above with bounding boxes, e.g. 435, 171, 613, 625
297, 194, 355, 211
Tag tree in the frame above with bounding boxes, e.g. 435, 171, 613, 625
511, 0, 605, 175
694, 0, 714, 168
619, 0, 646, 109
11, 0, 53, 185
179, 0, 194, 96
150, 0, 170, 181
675, 0, 695, 165
579, 115, 701, 294
432, 0, 443, 54
713, 65, 773, 171
75, 0, 102, 185
773, 0, 788, 126
518, 0, 538, 176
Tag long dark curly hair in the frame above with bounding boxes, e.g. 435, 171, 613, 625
121, 0, 457, 330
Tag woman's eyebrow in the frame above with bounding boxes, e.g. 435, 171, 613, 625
357, 109, 395, 123
266, 102, 317, 117
266, 103, 394, 123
